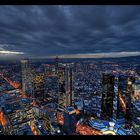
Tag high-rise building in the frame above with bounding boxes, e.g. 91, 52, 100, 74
65, 66, 74, 107
116, 75, 135, 128
113, 75, 119, 120
105, 73, 136, 129
57, 64, 74, 108
117, 75, 128, 120
55, 56, 59, 75
58, 64, 66, 108
21, 59, 29, 92
21, 59, 33, 96
63, 106, 77, 134
125, 76, 135, 128
32, 73, 45, 102
134, 78, 140, 101
101, 74, 115, 120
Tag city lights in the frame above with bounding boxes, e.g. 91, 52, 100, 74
0, 57, 139, 135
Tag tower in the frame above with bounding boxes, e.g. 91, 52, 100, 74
32, 73, 45, 102
21, 59, 29, 92
65, 65, 74, 107
58, 64, 74, 108
58, 64, 66, 108
125, 76, 135, 128
101, 73, 115, 120
112, 75, 119, 120
116, 75, 135, 128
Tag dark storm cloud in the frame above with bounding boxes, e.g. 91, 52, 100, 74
0, 5, 140, 59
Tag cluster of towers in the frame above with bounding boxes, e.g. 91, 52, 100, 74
21, 58, 75, 108
21, 58, 136, 133
21, 58, 76, 134
101, 73, 135, 128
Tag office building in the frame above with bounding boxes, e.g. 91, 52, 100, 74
116, 75, 135, 128
21, 59, 33, 96
101, 74, 115, 120
58, 64, 66, 108
125, 76, 135, 128
65, 66, 74, 107
113, 75, 119, 120
32, 73, 45, 102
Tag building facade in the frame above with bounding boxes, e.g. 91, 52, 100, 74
21, 59, 33, 96
101, 74, 115, 120
32, 73, 45, 102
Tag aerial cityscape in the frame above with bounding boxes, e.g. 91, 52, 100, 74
0, 6, 140, 135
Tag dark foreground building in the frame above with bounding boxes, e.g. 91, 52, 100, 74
101, 74, 115, 120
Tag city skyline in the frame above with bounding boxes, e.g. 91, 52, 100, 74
0, 6, 140, 59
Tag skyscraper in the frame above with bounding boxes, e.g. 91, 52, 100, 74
21, 59, 29, 92
65, 66, 74, 107
117, 75, 128, 120
21, 59, 33, 96
32, 73, 45, 102
58, 64, 74, 108
58, 64, 66, 108
113, 75, 119, 120
116, 75, 135, 128
101, 73, 115, 120
125, 76, 135, 128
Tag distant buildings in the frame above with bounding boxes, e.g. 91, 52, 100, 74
55, 56, 59, 75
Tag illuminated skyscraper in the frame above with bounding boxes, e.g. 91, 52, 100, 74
113, 75, 119, 120
21, 59, 33, 95
125, 76, 135, 128
32, 73, 45, 102
117, 75, 128, 120
58, 64, 66, 108
21, 59, 29, 92
58, 64, 74, 108
65, 66, 74, 107
112, 75, 135, 128
101, 74, 115, 120
118, 76, 135, 128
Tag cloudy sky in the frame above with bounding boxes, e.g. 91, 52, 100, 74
0, 5, 140, 59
